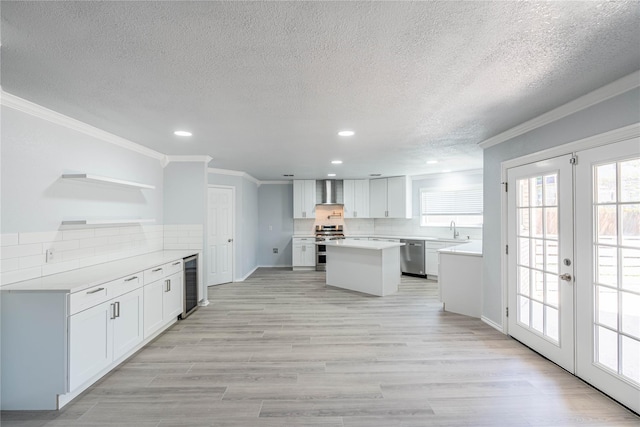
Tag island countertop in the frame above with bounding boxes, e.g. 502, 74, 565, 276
438, 240, 483, 257
318, 240, 405, 250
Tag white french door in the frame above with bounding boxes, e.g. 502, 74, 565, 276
575, 138, 640, 413
507, 154, 575, 372
507, 138, 640, 413
207, 186, 234, 286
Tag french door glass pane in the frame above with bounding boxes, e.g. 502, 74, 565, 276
621, 291, 640, 339
597, 326, 618, 372
516, 173, 560, 344
621, 336, 640, 383
621, 248, 640, 292
596, 205, 617, 245
595, 163, 616, 203
596, 245, 617, 286
596, 286, 618, 329
620, 158, 640, 202
593, 157, 640, 386
621, 204, 640, 248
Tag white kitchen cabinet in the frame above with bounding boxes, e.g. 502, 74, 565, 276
69, 300, 113, 391
343, 179, 370, 218
0, 252, 193, 410
426, 241, 466, 277
292, 237, 315, 269
293, 180, 316, 218
369, 176, 412, 218
69, 287, 143, 390
163, 271, 184, 321
143, 266, 184, 339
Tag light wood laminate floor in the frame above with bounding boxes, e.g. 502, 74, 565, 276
2, 268, 638, 426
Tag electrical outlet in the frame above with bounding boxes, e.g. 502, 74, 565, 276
46, 248, 54, 263
272, 248, 278, 254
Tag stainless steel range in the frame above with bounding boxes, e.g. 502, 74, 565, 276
315, 225, 344, 271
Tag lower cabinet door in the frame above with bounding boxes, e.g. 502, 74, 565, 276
163, 272, 183, 321
69, 302, 113, 390
112, 288, 144, 361
143, 280, 165, 339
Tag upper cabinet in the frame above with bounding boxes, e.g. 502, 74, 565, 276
369, 176, 412, 219
343, 179, 369, 219
293, 180, 316, 219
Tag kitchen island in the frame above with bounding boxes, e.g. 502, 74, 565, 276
321, 240, 404, 296
438, 240, 483, 318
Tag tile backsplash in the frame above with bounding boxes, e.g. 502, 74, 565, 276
0, 224, 203, 286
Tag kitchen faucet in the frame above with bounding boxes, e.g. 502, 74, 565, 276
450, 220, 459, 239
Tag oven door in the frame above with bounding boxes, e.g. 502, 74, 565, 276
315, 238, 327, 271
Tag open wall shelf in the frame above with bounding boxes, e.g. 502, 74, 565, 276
61, 173, 156, 190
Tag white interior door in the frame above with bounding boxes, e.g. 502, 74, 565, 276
575, 138, 640, 413
207, 187, 234, 286
507, 154, 575, 372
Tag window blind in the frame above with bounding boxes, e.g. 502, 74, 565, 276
420, 188, 483, 215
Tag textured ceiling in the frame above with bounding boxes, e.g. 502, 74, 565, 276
2, 1, 639, 180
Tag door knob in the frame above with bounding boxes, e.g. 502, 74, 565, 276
559, 273, 572, 282
228, 238, 233, 242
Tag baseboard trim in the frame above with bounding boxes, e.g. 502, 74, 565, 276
236, 266, 259, 282
481, 315, 505, 334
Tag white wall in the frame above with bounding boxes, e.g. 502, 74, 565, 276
258, 183, 293, 267
1, 103, 166, 285
482, 87, 640, 327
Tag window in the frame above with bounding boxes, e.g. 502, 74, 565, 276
420, 187, 483, 227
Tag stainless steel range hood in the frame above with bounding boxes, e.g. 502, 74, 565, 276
316, 180, 343, 205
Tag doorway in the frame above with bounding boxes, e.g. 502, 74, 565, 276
505, 137, 639, 412
207, 186, 234, 286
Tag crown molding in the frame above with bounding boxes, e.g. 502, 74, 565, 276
164, 155, 213, 167
1, 91, 166, 161
479, 70, 640, 149
208, 167, 260, 185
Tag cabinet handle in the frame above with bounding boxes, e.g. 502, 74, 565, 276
115, 301, 120, 318
385, 210, 388, 217
86, 287, 105, 294
125, 276, 138, 282
172, 261, 181, 266
165, 279, 170, 292
152, 268, 163, 273
354, 211, 357, 218
110, 303, 116, 319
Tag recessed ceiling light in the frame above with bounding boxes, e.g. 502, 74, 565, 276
442, 169, 451, 173
174, 130, 192, 137
327, 173, 336, 177
331, 160, 343, 164
283, 174, 294, 177
426, 160, 438, 164
338, 130, 355, 137
370, 174, 381, 177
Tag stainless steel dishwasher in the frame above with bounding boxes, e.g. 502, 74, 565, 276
400, 239, 426, 277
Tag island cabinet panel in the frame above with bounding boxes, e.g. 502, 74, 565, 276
369, 176, 412, 218
293, 180, 316, 218
343, 179, 370, 218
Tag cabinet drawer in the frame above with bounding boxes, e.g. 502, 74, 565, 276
164, 259, 183, 276
70, 286, 110, 315
108, 273, 142, 299
144, 265, 167, 284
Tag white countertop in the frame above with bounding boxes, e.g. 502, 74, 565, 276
0, 250, 199, 293
320, 240, 405, 250
297, 233, 473, 244
438, 240, 483, 256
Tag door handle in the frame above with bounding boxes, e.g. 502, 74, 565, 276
559, 273, 572, 282
228, 239, 233, 242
